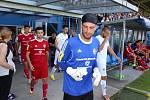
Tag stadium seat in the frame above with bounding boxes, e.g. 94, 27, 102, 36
106, 54, 112, 66
117, 52, 128, 63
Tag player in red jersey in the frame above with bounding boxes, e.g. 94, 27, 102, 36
17, 25, 34, 83
26, 27, 49, 100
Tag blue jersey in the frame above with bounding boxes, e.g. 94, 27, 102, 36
58, 34, 99, 96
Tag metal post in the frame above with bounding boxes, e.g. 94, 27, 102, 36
131, 30, 134, 42
68, 17, 71, 36
125, 29, 129, 43
141, 31, 144, 41
78, 18, 82, 34
137, 31, 139, 40
110, 28, 114, 48
120, 21, 126, 80
119, 30, 122, 53
45, 22, 47, 36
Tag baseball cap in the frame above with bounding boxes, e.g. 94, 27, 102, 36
82, 13, 98, 24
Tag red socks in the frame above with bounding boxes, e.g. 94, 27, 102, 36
42, 83, 48, 98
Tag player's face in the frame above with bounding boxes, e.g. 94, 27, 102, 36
63, 27, 68, 34
36, 30, 44, 39
103, 29, 110, 38
52, 33, 56, 38
82, 22, 96, 39
128, 43, 131, 46
24, 27, 30, 33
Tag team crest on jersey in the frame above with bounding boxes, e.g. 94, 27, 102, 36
43, 44, 46, 48
93, 48, 97, 55
77, 49, 82, 53
35, 45, 37, 47
39, 50, 42, 54
85, 61, 90, 66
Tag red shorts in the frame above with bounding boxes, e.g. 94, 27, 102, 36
31, 64, 48, 80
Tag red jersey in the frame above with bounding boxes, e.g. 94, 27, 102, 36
27, 39, 49, 66
18, 33, 34, 53
124, 46, 136, 57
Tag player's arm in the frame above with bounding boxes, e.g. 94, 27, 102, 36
46, 51, 49, 60
108, 46, 121, 63
26, 45, 34, 71
49, 43, 54, 47
0, 43, 14, 70
16, 42, 21, 55
99, 38, 107, 52
15, 36, 20, 55
46, 51, 49, 66
48, 38, 55, 47
57, 40, 71, 70
126, 47, 136, 57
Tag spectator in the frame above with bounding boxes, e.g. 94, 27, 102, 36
0, 27, 16, 100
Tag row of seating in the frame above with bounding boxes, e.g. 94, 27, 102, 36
106, 52, 128, 68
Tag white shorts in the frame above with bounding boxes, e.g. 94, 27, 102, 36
97, 58, 107, 76
97, 53, 107, 76
54, 51, 59, 65
98, 64, 107, 76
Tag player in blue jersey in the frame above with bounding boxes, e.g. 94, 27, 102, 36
57, 13, 101, 100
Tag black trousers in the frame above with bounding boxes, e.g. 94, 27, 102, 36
63, 91, 93, 100
0, 70, 14, 100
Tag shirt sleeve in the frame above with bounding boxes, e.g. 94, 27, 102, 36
57, 40, 71, 70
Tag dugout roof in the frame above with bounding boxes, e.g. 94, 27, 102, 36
0, 0, 138, 18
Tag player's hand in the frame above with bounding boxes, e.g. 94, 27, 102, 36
58, 51, 64, 62
103, 95, 110, 100
133, 55, 137, 58
10, 66, 14, 70
116, 56, 122, 64
30, 65, 35, 71
103, 37, 109, 42
104, 35, 109, 40
66, 67, 87, 81
93, 67, 101, 86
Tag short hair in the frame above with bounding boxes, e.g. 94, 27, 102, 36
35, 27, 43, 32
127, 41, 132, 44
24, 25, 30, 28
52, 32, 56, 34
0, 27, 12, 40
63, 25, 68, 29
136, 40, 142, 43
102, 26, 110, 32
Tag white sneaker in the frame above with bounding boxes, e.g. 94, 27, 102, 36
28, 79, 31, 84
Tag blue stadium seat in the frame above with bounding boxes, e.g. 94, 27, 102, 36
111, 55, 119, 66
117, 52, 128, 63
